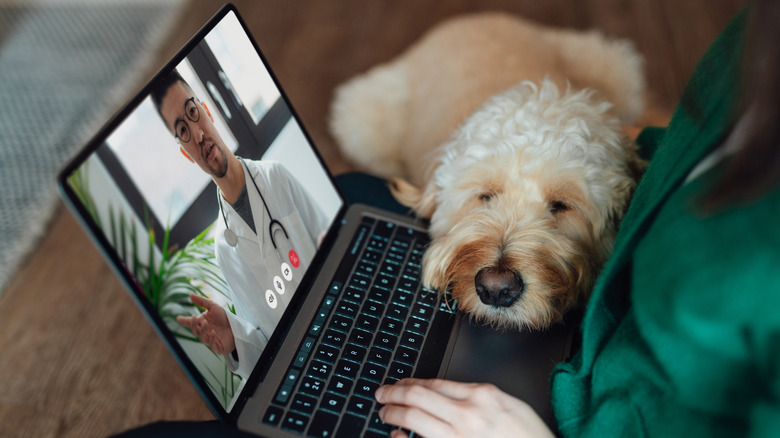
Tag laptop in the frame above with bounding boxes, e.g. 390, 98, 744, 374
59, 4, 576, 436
58, 4, 461, 437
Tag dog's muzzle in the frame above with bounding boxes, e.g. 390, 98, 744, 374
475, 266, 525, 307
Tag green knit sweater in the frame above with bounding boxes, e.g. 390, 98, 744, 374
551, 9, 780, 437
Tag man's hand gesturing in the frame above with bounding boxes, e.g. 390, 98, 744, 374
177, 294, 236, 355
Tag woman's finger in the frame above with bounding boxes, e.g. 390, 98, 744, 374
379, 404, 456, 438
376, 380, 472, 427
384, 378, 478, 400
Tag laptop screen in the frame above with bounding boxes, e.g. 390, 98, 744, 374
60, 8, 343, 415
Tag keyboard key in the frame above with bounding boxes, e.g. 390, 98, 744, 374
388, 361, 413, 380
343, 344, 367, 363
389, 236, 410, 250
403, 264, 421, 279
344, 287, 366, 304
292, 350, 308, 368
405, 318, 428, 335
386, 303, 409, 321
367, 347, 392, 366
335, 301, 359, 318
301, 336, 316, 352
363, 301, 385, 319
368, 411, 392, 433
327, 375, 353, 396
439, 299, 458, 313
348, 329, 373, 347
350, 276, 370, 292
412, 240, 428, 253
356, 261, 378, 278
337, 413, 367, 437
374, 333, 397, 351
307, 360, 331, 380
262, 406, 283, 426
391, 289, 414, 307
361, 361, 386, 382
408, 249, 423, 266
394, 346, 418, 366
314, 344, 339, 364
355, 314, 379, 332
361, 248, 381, 264
400, 331, 424, 350
281, 411, 308, 433
367, 237, 388, 252
313, 306, 330, 324
347, 396, 373, 416
380, 261, 401, 277
321, 392, 347, 414
329, 314, 353, 333
321, 329, 346, 348
273, 385, 293, 405
368, 287, 390, 304
375, 275, 395, 290
379, 318, 403, 336
307, 410, 339, 438
334, 359, 360, 379
283, 368, 301, 387
411, 302, 433, 321
417, 288, 438, 307
321, 294, 337, 310
290, 394, 317, 414
307, 322, 324, 337
391, 237, 411, 249
299, 376, 324, 397
386, 250, 405, 263
354, 378, 379, 399
328, 281, 344, 296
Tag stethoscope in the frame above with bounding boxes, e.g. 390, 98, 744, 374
217, 158, 289, 251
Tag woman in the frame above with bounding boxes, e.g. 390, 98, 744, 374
376, 2, 780, 437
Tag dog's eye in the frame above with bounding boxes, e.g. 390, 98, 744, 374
549, 200, 569, 214
479, 193, 493, 202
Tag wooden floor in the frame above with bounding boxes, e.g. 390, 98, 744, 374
0, 1, 746, 436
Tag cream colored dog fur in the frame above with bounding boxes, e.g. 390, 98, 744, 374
329, 13, 646, 330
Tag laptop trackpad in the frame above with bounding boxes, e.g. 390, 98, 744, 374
443, 315, 578, 430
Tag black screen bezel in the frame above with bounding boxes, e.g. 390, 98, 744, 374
56, 3, 348, 423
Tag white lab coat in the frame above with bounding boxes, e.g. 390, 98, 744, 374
214, 159, 329, 378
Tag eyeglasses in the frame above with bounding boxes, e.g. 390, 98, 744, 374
174, 97, 200, 143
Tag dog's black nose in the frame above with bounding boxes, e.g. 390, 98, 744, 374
475, 266, 524, 307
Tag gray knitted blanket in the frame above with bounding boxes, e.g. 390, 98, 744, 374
0, 0, 182, 294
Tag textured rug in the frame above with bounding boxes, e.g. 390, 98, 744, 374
0, 0, 183, 295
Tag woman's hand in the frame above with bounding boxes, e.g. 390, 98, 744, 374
375, 378, 555, 438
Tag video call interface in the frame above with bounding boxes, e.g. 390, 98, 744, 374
66, 11, 342, 412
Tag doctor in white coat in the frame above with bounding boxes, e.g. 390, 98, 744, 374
214, 158, 328, 377
154, 69, 329, 378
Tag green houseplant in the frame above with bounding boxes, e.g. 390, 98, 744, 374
69, 161, 241, 406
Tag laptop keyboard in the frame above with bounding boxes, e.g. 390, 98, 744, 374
262, 216, 458, 437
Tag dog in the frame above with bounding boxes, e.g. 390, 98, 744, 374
329, 12, 646, 330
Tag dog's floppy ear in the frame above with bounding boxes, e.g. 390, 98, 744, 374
389, 177, 437, 220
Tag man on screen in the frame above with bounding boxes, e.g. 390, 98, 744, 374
151, 69, 329, 378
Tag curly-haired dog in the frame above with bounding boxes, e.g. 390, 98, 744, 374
330, 13, 646, 330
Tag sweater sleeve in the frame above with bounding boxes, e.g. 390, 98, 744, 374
635, 126, 667, 162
